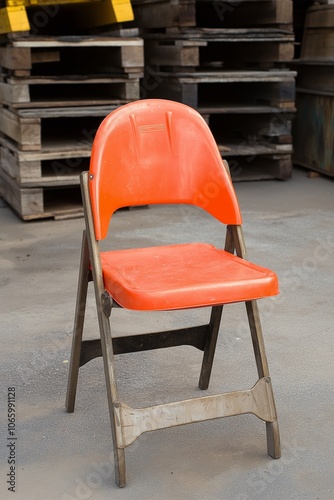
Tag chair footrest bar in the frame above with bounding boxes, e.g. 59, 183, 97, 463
79, 325, 209, 365
118, 377, 277, 448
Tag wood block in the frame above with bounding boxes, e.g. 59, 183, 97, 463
132, 0, 195, 28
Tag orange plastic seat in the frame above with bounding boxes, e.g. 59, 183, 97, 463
101, 243, 278, 310
66, 99, 281, 488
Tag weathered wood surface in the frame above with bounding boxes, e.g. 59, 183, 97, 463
0, 75, 140, 107
297, 64, 334, 93
145, 38, 294, 68
0, 106, 109, 151
293, 91, 334, 177
132, 0, 293, 29
143, 70, 296, 108
0, 168, 83, 220
119, 377, 277, 447
300, 5, 334, 62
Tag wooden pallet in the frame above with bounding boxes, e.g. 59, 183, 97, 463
142, 70, 296, 108
144, 31, 295, 69
0, 167, 83, 220
0, 36, 144, 77
0, 105, 120, 150
0, 74, 140, 108
205, 110, 294, 153
228, 154, 292, 181
0, 142, 90, 187
132, 0, 293, 29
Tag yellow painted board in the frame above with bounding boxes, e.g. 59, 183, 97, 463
0, 7, 30, 34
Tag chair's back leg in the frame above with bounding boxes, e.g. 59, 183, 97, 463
66, 230, 90, 413
198, 225, 239, 390
97, 302, 126, 487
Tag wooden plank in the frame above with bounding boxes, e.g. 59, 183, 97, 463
197, 104, 296, 114
144, 28, 294, 41
153, 70, 296, 83
0, 81, 30, 103
0, 46, 31, 69
297, 4, 333, 64
31, 50, 61, 64
301, 29, 334, 62
304, 4, 334, 28
218, 142, 292, 156
11, 37, 144, 48
144, 40, 201, 66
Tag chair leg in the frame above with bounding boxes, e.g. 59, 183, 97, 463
246, 300, 281, 459
198, 306, 223, 390
66, 231, 90, 413
97, 301, 126, 487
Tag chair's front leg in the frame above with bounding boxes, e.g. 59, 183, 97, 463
66, 230, 90, 413
246, 300, 281, 459
198, 305, 223, 390
97, 301, 127, 487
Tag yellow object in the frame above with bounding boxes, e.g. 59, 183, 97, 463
0, 0, 134, 34
0, 7, 30, 34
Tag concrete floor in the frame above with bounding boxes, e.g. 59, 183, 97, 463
0, 167, 333, 500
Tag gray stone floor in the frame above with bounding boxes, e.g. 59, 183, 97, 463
0, 167, 333, 500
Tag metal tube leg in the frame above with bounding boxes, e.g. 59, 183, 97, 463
66, 231, 90, 413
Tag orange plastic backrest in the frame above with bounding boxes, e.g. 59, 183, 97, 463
89, 99, 242, 240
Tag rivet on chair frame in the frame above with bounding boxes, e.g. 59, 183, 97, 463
101, 291, 112, 317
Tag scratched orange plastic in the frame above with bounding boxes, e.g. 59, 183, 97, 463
88, 99, 278, 311
89, 99, 242, 240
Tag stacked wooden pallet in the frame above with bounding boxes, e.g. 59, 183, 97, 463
293, 2, 334, 177
134, 0, 296, 180
0, 32, 144, 219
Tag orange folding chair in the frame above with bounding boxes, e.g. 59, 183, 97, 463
66, 99, 281, 487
